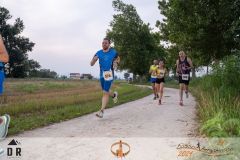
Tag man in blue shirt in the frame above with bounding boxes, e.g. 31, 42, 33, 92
90, 37, 120, 118
0, 34, 10, 156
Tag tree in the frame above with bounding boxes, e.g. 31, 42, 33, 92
0, 6, 35, 77
60, 75, 67, 79
37, 69, 57, 78
157, 0, 240, 69
107, 0, 165, 79
27, 59, 41, 77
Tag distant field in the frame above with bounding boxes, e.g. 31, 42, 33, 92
0, 79, 152, 135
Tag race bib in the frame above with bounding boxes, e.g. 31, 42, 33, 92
182, 74, 189, 81
103, 70, 113, 81
151, 71, 157, 78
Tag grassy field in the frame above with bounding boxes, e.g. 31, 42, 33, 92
0, 79, 152, 135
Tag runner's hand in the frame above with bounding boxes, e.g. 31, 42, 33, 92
90, 55, 98, 66
93, 56, 98, 61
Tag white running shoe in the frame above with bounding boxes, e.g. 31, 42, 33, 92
96, 110, 104, 118
113, 91, 118, 104
0, 114, 10, 139
0, 148, 4, 157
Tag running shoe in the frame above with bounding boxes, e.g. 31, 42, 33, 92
0, 148, 3, 157
96, 110, 104, 118
159, 99, 161, 105
0, 114, 10, 139
113, 91, 118, 104
179, 101, 183, 106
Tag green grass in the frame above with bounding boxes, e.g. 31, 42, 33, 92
2, 80, 151, 135
15, 83, 40, 93
14, 81, 79, 93
130, 78, 179, 89
164, 79, 179, 89
191, 79, 240, 136
190, 56, 240, 137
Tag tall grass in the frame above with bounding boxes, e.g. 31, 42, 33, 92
191, 55, 240, 137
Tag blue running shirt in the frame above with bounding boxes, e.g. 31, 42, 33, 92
95, 48, 118, 78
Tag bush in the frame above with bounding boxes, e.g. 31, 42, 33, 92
211, 55, 240, 97
192, 55, 240, 137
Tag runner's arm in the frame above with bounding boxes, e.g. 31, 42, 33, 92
90, 55, 98, 66
187, 58, 193, 70
113, 53, 120, 70
113, 55, 120, 64
149, 67, 153, 74
0, 35, 9, 63
176, 60, 179, 75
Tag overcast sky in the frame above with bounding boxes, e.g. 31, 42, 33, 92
0, 0, 163, 78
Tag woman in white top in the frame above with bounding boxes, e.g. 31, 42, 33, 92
156, 60, 167, 105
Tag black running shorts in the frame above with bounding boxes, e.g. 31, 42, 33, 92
178, 75, 190, 85
156, 78, 165, 84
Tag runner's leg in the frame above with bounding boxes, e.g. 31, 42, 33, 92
179, 83, 184, 105
0, 71, 5, 105
155, 82, 160, 101
100, 79, 113, 110
100, 91, 109, 111
159, 83, 164, 101
185, 84, 189, 98
152, 82, 157, 99
97, 79, 114, 118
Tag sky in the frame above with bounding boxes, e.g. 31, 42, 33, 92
0, 0, 163, 78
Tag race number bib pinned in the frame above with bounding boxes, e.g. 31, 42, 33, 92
182, 74, 189, 81
103, 70, 113, 81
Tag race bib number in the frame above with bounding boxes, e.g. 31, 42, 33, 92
182, 74, 189, 81
103, 70, 113, 81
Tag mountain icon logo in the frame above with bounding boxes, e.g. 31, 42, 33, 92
8, 139, 21, 146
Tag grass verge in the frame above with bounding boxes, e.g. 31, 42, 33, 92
1, 80, 151, 135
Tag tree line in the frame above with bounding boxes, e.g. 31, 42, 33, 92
157, 0, 240, 75
1, 0, 239, 79
107, 0, 240, 79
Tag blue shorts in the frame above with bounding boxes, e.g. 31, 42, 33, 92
100, 78, 113, 92
150, 78, 157, 83
0, 71, 5, 95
